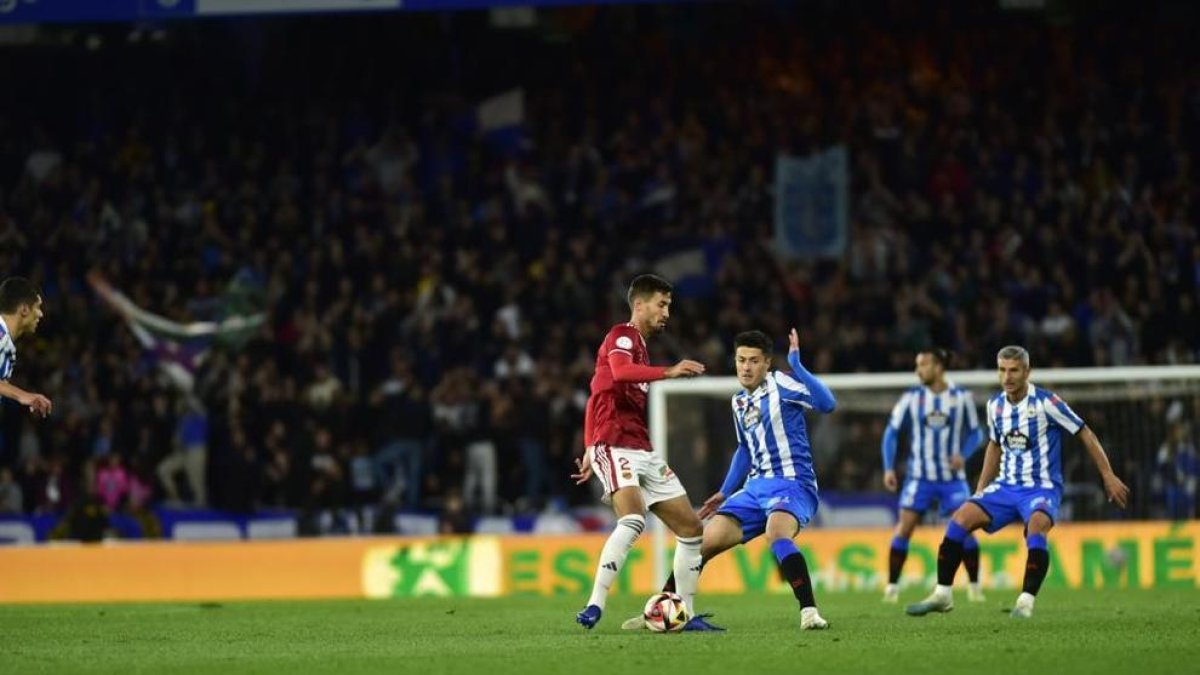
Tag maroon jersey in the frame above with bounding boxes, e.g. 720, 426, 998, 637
589, 323, 659, 450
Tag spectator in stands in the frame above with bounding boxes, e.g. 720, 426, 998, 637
156, 401, 208, 507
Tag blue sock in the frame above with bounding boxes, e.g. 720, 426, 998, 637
962, 535, 981, 582
888, 536, 910, 584
1026, 533, 1047, 551
945, 521, 968, 544
770, 538, 799, 564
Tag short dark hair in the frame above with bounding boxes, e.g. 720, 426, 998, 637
627, 274, 673, 307
919, 347, 952, 368
734, 330, 773, 357
0, 277, 40, 314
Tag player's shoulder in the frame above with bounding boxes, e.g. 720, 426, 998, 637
772, 369, 809, 390
1032, 384, 1068, 406
604, 323, 640, 349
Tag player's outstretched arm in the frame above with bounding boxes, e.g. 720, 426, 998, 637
609, 350, 704, 382
973, 440, 1001, 494
786, 328, 836, 412
663, 359, 705, 379
0, 381, 52, 417
1078, 426, 1130, 508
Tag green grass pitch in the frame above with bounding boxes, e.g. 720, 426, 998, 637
2, 589, 1197, 674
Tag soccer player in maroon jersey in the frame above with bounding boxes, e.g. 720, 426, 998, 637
572, 274, 711, 630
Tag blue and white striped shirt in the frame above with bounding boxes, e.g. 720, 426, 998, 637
885, 383, 980, 482
729, 371, 819, 493
0, 317, 15, 381
988, 383, 1084, 490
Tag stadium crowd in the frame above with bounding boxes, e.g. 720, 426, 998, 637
0, 1, 1195, 532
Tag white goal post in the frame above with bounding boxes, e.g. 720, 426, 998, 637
647, 365, 1200, 586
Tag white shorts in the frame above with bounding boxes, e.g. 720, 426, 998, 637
589, 444, 687, 506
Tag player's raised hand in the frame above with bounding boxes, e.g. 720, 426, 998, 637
571, 448, 594, 485
1102, 472, 1130, 509
665, 359, 705, 379
697, 491, 726, 520
883, 470, 898, 492
788, 328, 801, 353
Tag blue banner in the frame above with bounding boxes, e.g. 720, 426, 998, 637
0, 0, 693, 24
774, 146, 849, 258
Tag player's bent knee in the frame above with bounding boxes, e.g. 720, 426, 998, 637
951, 503, 988, 531
1027, 512, 1054, 534
701, 516, 742, 557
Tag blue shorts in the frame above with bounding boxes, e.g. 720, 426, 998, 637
899, 478, 971, 518
969, 483, 1059, 534
716, 478, 818, 543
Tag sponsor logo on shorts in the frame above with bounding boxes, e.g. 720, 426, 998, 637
1029, 496, 1053, 511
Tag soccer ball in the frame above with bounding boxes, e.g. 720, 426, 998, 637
642, 592, 690, 633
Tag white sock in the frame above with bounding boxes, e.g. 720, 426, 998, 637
587, 514, 645, 609
673, 535, 703, 614
1016, 591, 1036, 607
935, 584, 953, 597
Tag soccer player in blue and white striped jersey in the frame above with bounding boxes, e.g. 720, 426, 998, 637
621, 328, 836, 632
699, 329, 837, 630
0, 278, 52, 419
881, 348, 985, 603
906, 346, 1129, 619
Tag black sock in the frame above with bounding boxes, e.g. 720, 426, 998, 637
962, 547, 981, 583
1022, 548, 1050, 595
778, 552, 816, 608
662, 556, 705, 593
888, 547, 908, 584
937, 538, 964, 587
662, 573, 676, 593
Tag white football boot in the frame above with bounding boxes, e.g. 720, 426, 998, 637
1010, 592, 1035, 619
620, 614, 647, 630
905, 586, 954, 616
800, 606, 829, 630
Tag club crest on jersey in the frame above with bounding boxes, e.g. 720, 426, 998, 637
615, 336, 634, 350
742, 405, 761, 430
925, 410, 949, 429
1003, 428, 1031, 452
